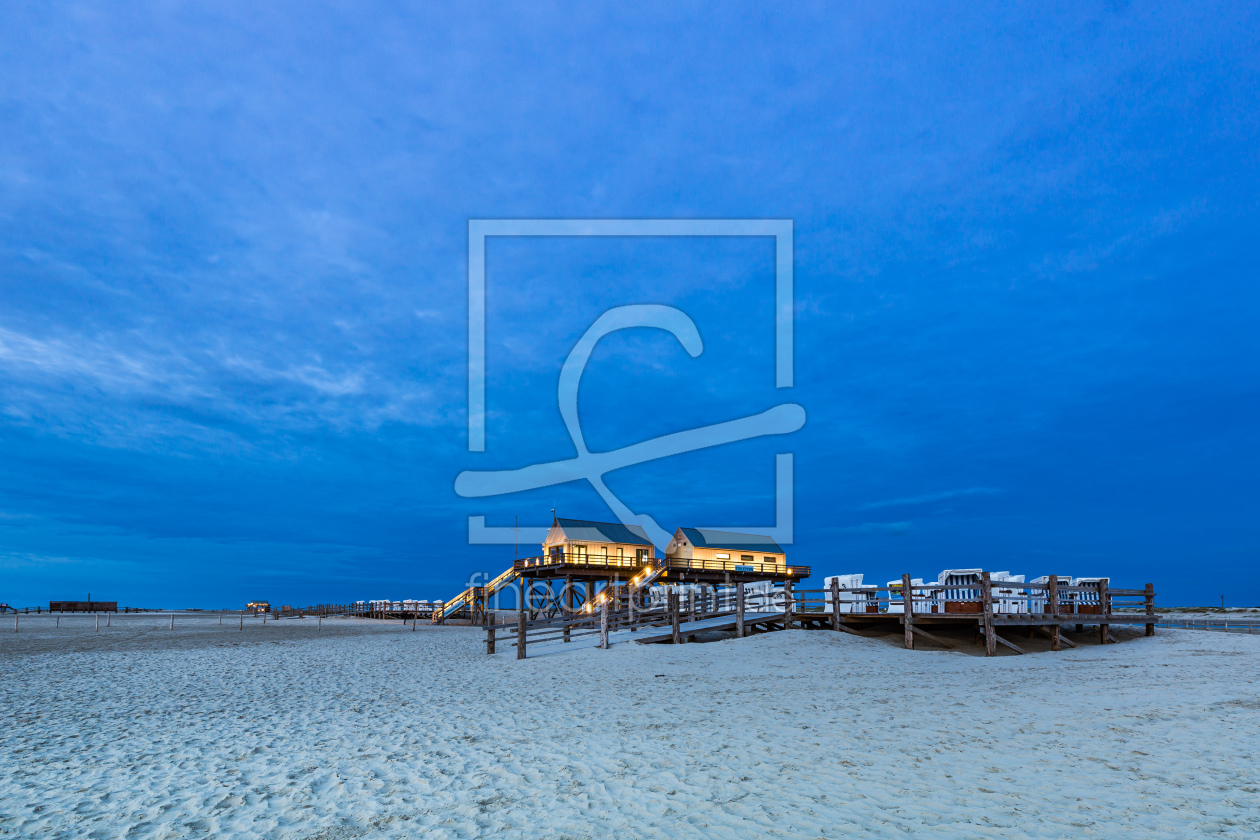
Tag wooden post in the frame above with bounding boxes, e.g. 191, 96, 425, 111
12, 614, 16, 633
487, 615, 496, 655
600, 600, 609, 649
628, 581, 636, 631
516, 609, 527, 660
1048, 575, 1061, 651
107, 612, 110, 627
830, 578, 841, 632
1098, 580, 1110, 645
783, 579, 794, 630
1145, 583, 1155, 637
671, 591, 682, 644
981, 571, 996, 657
902, 573, 914, 650
170, 614, 174, 631
319, 615, 323, 631
96, 614, 100, 632
736, 582, 745, 638
564, 576, 572, 642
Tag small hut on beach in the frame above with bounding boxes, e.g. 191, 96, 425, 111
664, 528, 786, 570
543, 518, 655, 566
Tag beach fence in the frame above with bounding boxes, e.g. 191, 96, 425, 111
489, 573, 1162, 659
1155, 617, 1258, 633
8, 606, 380, 633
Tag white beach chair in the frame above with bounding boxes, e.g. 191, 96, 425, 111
825, 574, 859, 613
990, 572, 1028, 614
1029, 576, 1070, 613
743, 580, 780, 614
1070, 577, 1110, 615
886, 578, 932, 614
936, 569, 985, 614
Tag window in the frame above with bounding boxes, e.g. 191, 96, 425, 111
715, 552, 730, 560
764, 556, 776, 564
636, 548, 649, 561
616, 547, 624, 557
742, 555, 754, 563
572, 545, 587, 558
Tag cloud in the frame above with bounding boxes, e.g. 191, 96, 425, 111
859, 487, 1004, 511
815, 521, 913, 536
0, 325, 455, 445
845, 521, 913, 534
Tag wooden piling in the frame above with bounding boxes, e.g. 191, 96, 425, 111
170, 614, 174, 630
239, 612, 243, 630
1145, 583, 1155, 636
783, 579, 794, 630
487, 615, 496, 654
830, 578, 841, 632
1099, 579, 1110, 645
981, 571, 996, 657
564, 575, 572, 642
736, 582, 745, 638
1048, 575, 1061, 651
516, 609, 527, 660
671, 591, 682, 645
600, 600, 609, 650
96, 613, 99, 632
902, 573, 914, 650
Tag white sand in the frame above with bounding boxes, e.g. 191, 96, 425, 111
2, 614, 1258, 838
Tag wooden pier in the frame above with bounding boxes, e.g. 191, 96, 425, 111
434, 552, 811, 625
488, 574, 1158, 659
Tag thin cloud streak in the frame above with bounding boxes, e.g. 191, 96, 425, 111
859, 487, 1005, 511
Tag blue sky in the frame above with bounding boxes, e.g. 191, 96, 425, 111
1, 2, 1257, 607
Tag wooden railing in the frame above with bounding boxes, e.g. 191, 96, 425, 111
515, 553, 647, 571
490, 574, 1159, 659
663, 557, 811, 578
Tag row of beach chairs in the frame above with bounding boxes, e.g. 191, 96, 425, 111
823, 570, 1111, 615
356, 599, 443, 615
643, 572, 1111, 618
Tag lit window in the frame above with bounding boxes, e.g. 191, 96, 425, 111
715, 552, 730, 559
764, 556, 775, 563
742, 555, 754, 563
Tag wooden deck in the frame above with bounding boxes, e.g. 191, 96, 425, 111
485, 574, 1159, 659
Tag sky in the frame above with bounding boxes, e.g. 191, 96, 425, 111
1, 2, 1257, 608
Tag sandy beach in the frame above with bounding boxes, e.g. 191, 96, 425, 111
2, 615, 1258, 839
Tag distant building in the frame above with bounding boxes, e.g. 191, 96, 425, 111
246, 601, 271, 613
665, 528, 786, 571
543, 517, 654, 565
49, 600, 117, 612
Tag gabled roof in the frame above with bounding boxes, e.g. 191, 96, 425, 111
676, 528, 783, 554
554, 518, 653, 547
